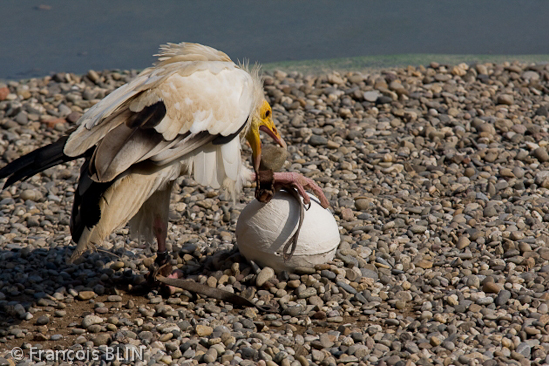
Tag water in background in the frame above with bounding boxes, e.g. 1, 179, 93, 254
2, 0, 549, 80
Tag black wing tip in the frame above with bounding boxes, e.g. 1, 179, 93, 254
0, 135, 73, 190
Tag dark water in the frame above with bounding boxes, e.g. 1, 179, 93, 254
2, 0, 549, 80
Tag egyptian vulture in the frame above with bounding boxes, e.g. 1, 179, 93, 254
0, 42, 328, 267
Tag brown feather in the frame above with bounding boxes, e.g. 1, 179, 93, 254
91, 124, 164, 182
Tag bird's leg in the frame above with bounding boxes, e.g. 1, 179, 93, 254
252, 171, 330, 209
153, 216, 170, 266
147, 216, 179, 293
151, 215, 185, 295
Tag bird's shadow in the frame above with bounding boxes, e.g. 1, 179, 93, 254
0, 242, 245, 339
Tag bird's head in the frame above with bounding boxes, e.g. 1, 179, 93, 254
246, 100, 286, 172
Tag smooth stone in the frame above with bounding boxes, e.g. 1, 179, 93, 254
308, 135, 328, 146
457, 236, 470, 249
35, 315, 50, 325
496, 290, 512, 306
78, 291, 96, 300
483, 282, 501, 294
497, 94, 514, 105
256, 267, 275, 287
93, 333, 111, 346
533, 147, 549, 163
410, 225, 427, 234
195, 325, 213, 337
82, 315, 103, 328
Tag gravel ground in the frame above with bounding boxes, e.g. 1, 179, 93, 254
1, 61, 549, 366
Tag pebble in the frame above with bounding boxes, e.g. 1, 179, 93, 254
410, 225, 427, 234
0, 62, 548, 366
516, 343, 531, 358
336, 280, 357, 294
93, 333, 110, 346
77, 290, 96, 300
456, 236, 470, 249
256, 266, 275, 287
533, 147, 549, 163
308, 135, 328, 146
35, 315, 50, 325
483, 281, 501, 294
363, 90, 381, 102
82, 315, 103, 328
497, 94, 514, 105
496, 290, 512, 306
195, 325, 213, 337
355, 198, 372, 211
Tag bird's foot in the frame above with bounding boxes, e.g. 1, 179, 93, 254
146, 262, 168, 286
254, 171, 330, 209
146, 254, 187, 295
166, 269, 185, 295
146, 251, 172, 287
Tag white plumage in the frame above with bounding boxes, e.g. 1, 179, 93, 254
0, 42, 280, 262
66, 43, 264, 260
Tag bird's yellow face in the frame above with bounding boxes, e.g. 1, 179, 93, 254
246, 100, 286, 172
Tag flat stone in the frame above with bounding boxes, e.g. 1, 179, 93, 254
308, 135, 328, 146
78, 291, 96, 300
364, 90, 381, 102
497, 94, 514, 105
195, 325, 213, 337
82, 315, 103, 328
410, 225, 427, 234
516, 342, 531, 358
336, 281, 357, 294
416, 260, 433, 269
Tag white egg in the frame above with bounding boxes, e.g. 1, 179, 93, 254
236, 190, 340, 272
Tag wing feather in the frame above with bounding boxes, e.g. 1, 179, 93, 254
92, 124, 165, 182
148, 132, 214, 166
155, 42, 232, 64
216, 146, 226, 188
193, 145, 218, 188
220, 138, 241, 181
13, 41, 267, 262
70, 166, 180, 262
63, 42, 258, 192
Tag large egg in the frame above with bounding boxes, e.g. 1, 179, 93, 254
236, 190, 340, 272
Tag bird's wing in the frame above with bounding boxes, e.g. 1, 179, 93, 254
64, 43, 256, 184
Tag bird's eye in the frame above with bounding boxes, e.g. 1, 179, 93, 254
264, 110, 271, 118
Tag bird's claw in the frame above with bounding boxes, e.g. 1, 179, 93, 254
274, 172, 330, 209
253, 171, 330, 209
146, 255, 173, 288
146, 260, 185, 296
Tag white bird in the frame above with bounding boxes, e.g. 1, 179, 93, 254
0, 42, 328, 267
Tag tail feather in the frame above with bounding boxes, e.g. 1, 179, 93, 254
69, 167, 177, 262
0, 135, 81, 188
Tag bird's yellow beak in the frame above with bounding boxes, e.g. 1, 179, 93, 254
246, 101, 286, 172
